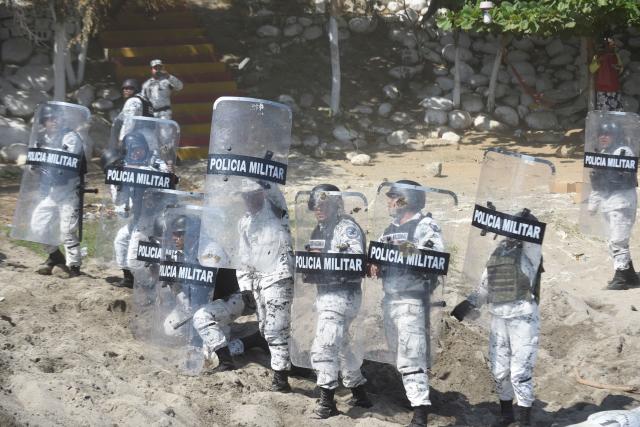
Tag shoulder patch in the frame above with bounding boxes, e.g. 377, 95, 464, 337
345, 226, 359, 239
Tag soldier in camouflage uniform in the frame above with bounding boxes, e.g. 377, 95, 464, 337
141, 59, 183, 120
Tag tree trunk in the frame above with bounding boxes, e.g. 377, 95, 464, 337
65, 44, 77, 87
486, 34, 505, 113
587, 38, 596, 111
76, 37, 89, 84
328, 15, 341, 116
453, 30, 461, 109
53, 20, 66, 101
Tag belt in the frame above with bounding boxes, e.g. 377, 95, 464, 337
154, 106, 171, 112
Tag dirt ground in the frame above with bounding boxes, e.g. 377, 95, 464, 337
1, 1, 639, 426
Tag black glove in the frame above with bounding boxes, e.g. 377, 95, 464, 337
241, 290, 257, 312
451, 299, 475, 322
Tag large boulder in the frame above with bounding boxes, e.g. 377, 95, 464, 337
0, 116, 30, 149
549, 53, 575, 66
435, 76, 454, 91
525, 111, 558, 130
442, 44, 473, 63
1, 38, 33, 64
348, 16, 376, 34
474, 114, 507, 132
545, 39, 565, 57
333, 124, 358, 142
461, 93, 484, 113
2, 89, 49, 117
420, 96, 454, 111
0, 142, 28, 164
386, 129, 409, 146
283, 23, 303, 37
388, 65, 422, 80
7, 65, 53, 91
257, 25, 280, 38
494, 105, 519, 127
303, 26, 323, 40
423, 109, 448, 126
468, 74, 489, 88
448, 110, 472, 130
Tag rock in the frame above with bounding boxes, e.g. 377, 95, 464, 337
525, 111, 558, 130
0, 142, 27, 164
386, 129, 409, 146
452, 61, 474, 83
506, 50, 530, 63
0, 116, 29, 149
512, 38, 535, 52
388, 65, 422, 80
1, 38, 33, 64
303, 26, 323, 41
629, 37, 640, 48
441, 131, 461, 143
432, 64, 449, 76
502, 94, 520, 109
407, 0, 428, 10
435, 76, 454, 91
99, 87, 121, 102
277, 94, 297, 111
267, 42, 280, 55
2, 90, 49, 117
378, 103, 392, 117
510, 61, 535, 77
75, 84, 95, 107
545, 39, 565, 57
420, 96, 454, 111
325, 139, 352, 152
535, 75, 554, 93
298, 17, 313, 27
468, 74, 489, 88
556, 70, 574, 81
91, 98, 113, 111
333, 125, 357, 142
423, 84, 443, 97
425, 161, 442, 177
27, 53, 49, 66
442, 44, 473, 63
257, 25, 280, 38
299, 93, 313, 108
401, 48, 420, 65
390, 111, 413, 125
283, 24, 303, 37
448, 110, 472, 130
494, 105, 519, 127
383, 83, 400, 100
386, 1, 400, 12
461, 93, 484, 113
302, 134, 320, 148
350, 104, 373, 114
290, 134, 301, 148
348, 16, 375, 34
351, 153, 371, 165
622, 75, 640, 96
423, 108, 448, 126
7, 65, 53, 91
549, 53, 575, 66
473, 114, 507, 132
517, 105, 529, 119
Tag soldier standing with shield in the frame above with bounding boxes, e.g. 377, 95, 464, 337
11, 102, 91, 277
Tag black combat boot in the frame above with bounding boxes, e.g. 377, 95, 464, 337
516, 405, 532, 426
492, 400, 515, 427
208, 346, 235, 373
625, 261, 640, 288
408, 405, 429, 427
314, 387, 339, 419
69, 266, 81, 277
113, 269, 134, 288
348, 384, 372, 408
607, 268, 630, 290
271, 369, 291, 392
240, 331, 270, 354
36, 249, 65, 275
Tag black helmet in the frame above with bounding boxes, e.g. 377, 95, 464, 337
123, 132, 150, 165
386, 179, 426, 211
39, 104, 58, 125
171, 215, 188, 234
100, 146, 124, 171
121, 78, 140, 92
599, 121, 622, 140
170, 214, 201, 254
308, 183, 342, 211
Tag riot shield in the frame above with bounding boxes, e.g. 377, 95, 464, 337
129, 189, 204, 341
359, 181, 458, 368
94, 116, 179, 268
459, 148, 555, 328
200, 97, 292, 272
290, 189, 368, 376
579, 111, 640, 239
11, 101, 91, 246
151, 205, 220, 375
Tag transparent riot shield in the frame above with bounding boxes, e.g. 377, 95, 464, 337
200, 97, 292, 272
459, 148, 555, 328
129, 189, 204, 341
579, 111, 640, 239
290, 189, 368, 376
11, 101, 91, 246
359, 181, 458, 368
94, 116, 179, 268
151, 205, 220, 375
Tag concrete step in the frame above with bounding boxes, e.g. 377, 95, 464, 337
100, 28, 207, 48
172, 81, 238, 103
107, 43, 216, 59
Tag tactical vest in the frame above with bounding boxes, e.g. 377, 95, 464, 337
486, 244, 532, 304
134, 95, 154, 117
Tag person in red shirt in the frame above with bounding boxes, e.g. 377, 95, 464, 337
590, 32, 624, 111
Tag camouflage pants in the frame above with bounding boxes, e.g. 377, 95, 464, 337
253, 277, 293, 371
193, 293, 246, 358
384, 296, 430, 407
605, 208, 636, 270
489, 308, 540, 407
311, 290, 366, 390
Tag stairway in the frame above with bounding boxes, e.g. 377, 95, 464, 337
101, 6, 238, 159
